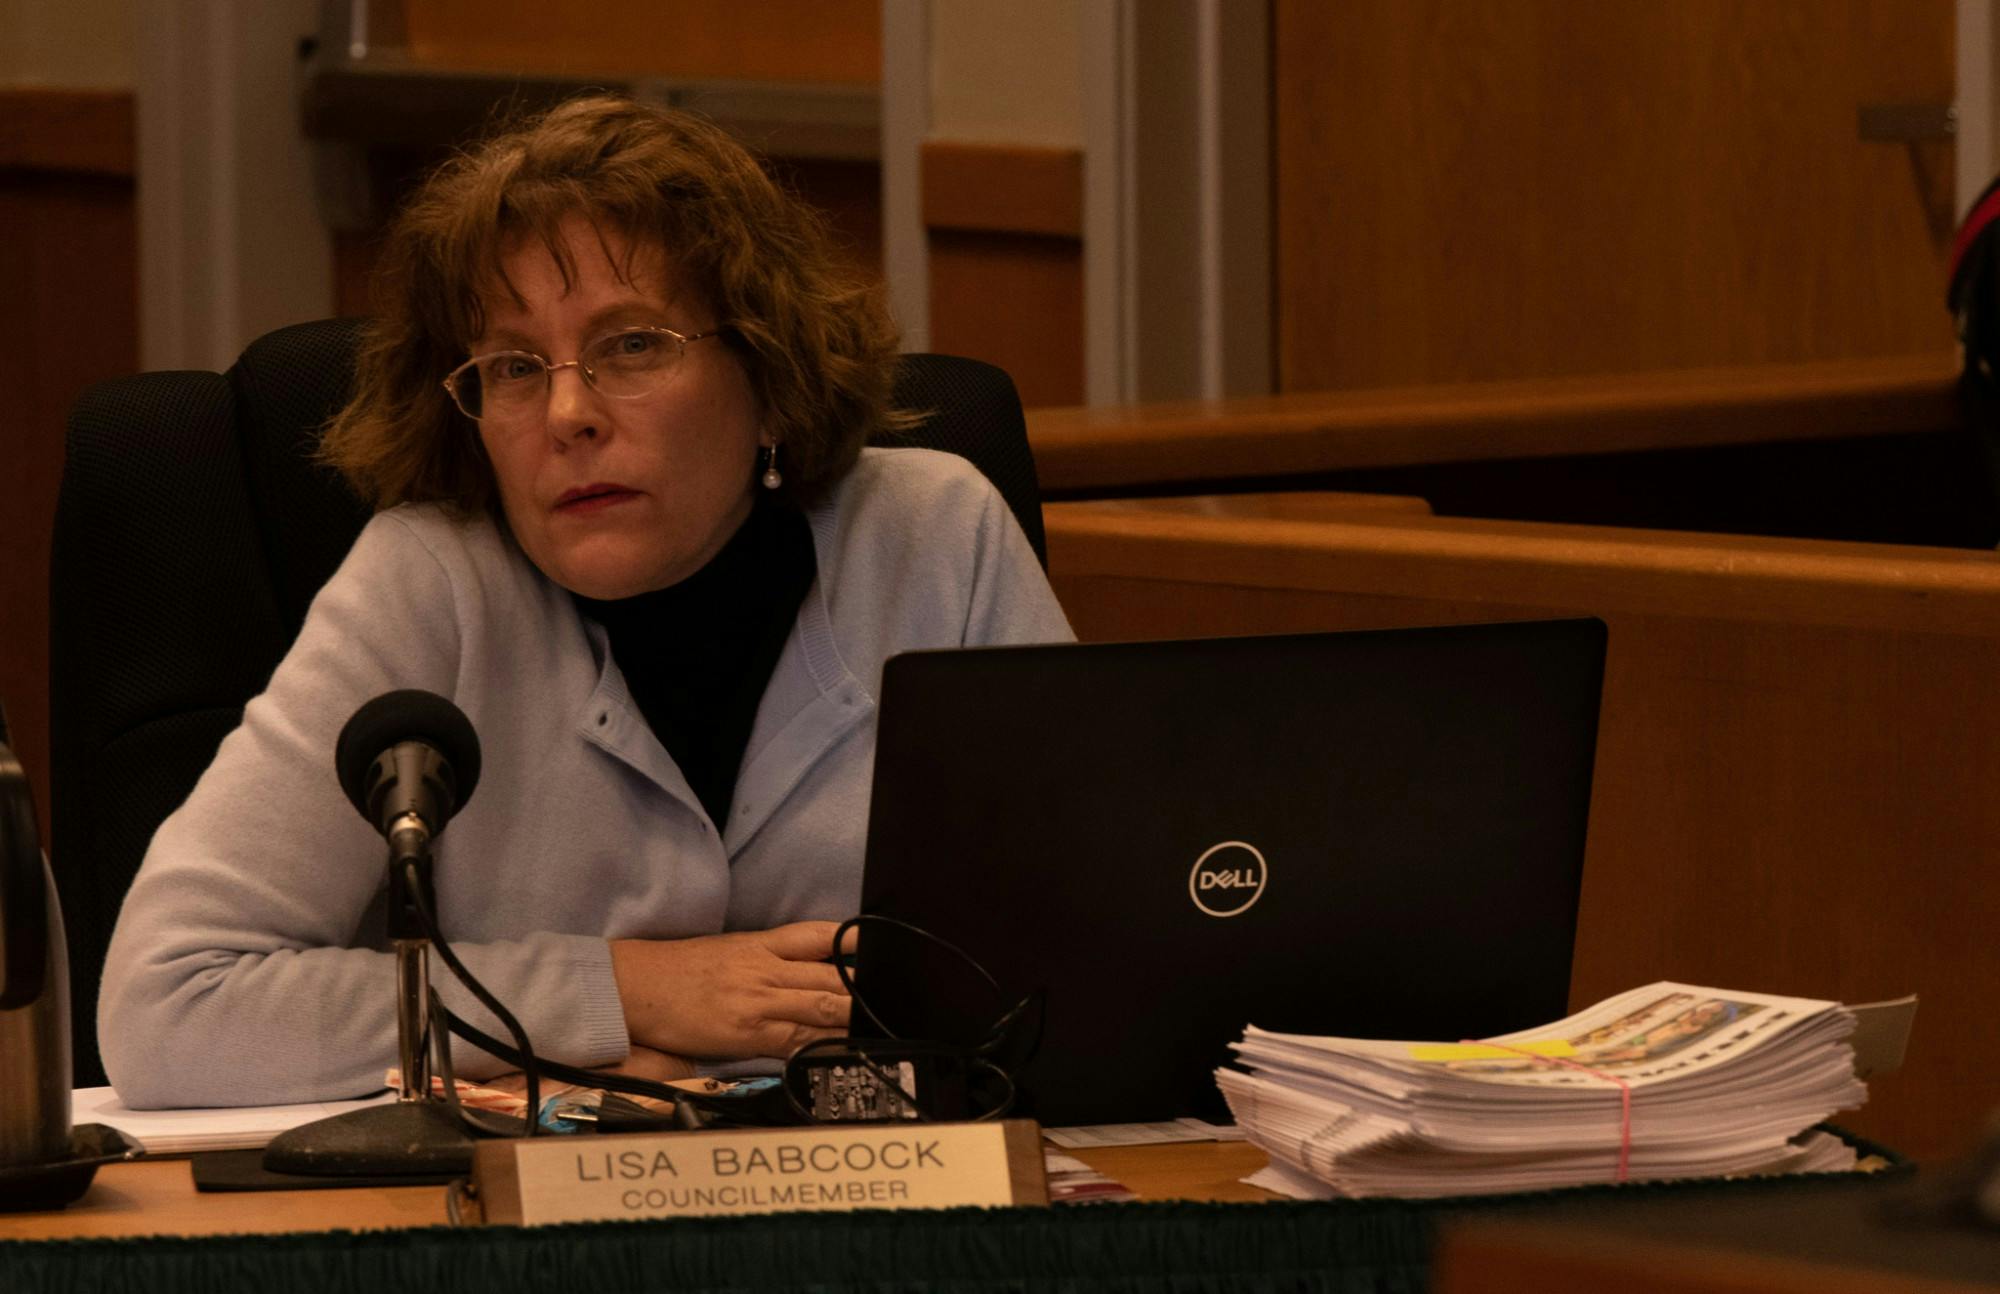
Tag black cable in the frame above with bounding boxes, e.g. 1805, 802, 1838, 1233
402, 860, 542, 1135
436, 1005, 706, 1105
980, 985, 1047, 1065
426, 987, 529, 1138
833, 913, 999, 1039
404, 898, 1040, 1131
834, 912, 1043, 1060
439, 1006, 811, 1129
780, 914, 1039, 1123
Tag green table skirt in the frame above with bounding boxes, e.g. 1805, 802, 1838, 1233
0, 1130, 1910, 1294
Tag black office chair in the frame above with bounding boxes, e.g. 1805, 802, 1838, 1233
50, 316, 1045, 1087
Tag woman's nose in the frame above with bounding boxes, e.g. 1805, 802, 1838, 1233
544, 364, 601, 445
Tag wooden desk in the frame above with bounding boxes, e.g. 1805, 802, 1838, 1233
0, 1144, 1946, 1294
0, 1158, 450, 1239
0, 1142, 1274, 1241
1061, 1141, 1273, 1205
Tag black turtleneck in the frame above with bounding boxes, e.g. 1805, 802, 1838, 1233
572, 495, 818, 833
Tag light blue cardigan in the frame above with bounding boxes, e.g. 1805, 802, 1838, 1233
99, 448, 1074, 1107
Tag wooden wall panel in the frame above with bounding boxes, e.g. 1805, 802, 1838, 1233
921, 141, 1082, 239
924, 141, 1085, 408
1274, 1, 1957, 392
0, 88, 134, 178
326, 4, 886, 319
330, 155, 884, 320
769, 156, 885, 278
1045, 502, 2000, 1161
399, 0, 880, 83
927, 230, 1084, 408
0, 90, 140, 838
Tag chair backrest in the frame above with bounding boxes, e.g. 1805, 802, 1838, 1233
50, 316, 1044, 1087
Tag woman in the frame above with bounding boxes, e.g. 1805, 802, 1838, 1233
97, 95, 1072, 1108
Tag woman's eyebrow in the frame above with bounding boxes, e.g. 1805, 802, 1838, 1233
477, 325, 539, 351
580, 301, 675, 333
473, 301, 675, 352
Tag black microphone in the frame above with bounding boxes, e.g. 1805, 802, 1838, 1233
335, 690, 481, 863
262, 690, 490, 1179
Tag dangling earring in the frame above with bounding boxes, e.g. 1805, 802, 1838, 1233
760, 443, 784, 490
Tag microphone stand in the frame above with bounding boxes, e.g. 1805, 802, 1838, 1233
387, 813, 442, 1111
262, 816, 477, 1177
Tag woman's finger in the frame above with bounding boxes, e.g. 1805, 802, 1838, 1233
775, 1022, 852, 1056
761, 986, 852, 1032
769, 958, 848, 996
759, 920, 846, 962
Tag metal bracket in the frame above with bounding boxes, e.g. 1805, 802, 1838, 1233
1858, 103, 1958, 244
1858, 103, 1958, 143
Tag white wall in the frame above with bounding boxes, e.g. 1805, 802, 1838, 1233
0, 0, 332, 372
1081, 0, 1269, 403
881, 0, 931, 349
1961, 0, 2000, 218
135, 0, 332, 371
927, 0, 1081, 146
882, 0, 1084, 352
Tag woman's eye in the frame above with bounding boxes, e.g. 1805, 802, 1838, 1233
484, 356, 541, 384
594, 330, 670, 374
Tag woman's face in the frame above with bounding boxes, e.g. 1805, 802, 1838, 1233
471, 215, 764, 599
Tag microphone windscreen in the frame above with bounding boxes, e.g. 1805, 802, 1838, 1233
334, 690, 482, 821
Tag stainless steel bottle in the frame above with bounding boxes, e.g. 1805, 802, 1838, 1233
0, 735, 71, 1170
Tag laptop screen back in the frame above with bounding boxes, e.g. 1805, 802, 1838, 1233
855, 618, 1607, 1127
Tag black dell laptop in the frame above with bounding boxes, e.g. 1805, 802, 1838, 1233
852, 618, 1607, 1127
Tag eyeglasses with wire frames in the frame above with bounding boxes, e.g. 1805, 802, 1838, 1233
441, 325, 724, 423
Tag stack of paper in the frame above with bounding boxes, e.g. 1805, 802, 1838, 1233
1218, 982, 1879, 1199
71, 1086, 395, 1154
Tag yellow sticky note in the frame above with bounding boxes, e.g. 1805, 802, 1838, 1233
1407, 1040, 1576, 1062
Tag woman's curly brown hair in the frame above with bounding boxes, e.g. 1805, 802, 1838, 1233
320, 93, 905, 514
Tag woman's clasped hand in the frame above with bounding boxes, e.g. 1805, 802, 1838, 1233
610, 921, 860, 1061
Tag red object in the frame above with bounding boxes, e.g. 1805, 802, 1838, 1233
1460, 1039, 1635, 1184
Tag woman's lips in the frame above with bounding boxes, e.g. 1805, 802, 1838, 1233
554, 485, 640, 514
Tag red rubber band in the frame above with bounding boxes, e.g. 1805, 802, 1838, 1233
1459, 1040, 1633, 1183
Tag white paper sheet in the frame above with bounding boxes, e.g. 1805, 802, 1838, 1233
1044, 1117, 1244, 1149
71, 1086, 397, 1154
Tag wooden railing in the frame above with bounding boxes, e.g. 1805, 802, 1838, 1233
1027, 352, 1964, 494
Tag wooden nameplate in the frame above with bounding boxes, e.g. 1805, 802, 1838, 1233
471, 1119, 1047, 1226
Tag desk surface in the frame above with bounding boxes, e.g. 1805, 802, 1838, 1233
0, 1141, 1274, 1241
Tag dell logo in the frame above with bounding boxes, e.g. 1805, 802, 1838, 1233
1188, 841, 1267, 918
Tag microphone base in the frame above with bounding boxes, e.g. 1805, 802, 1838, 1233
262, 1100, 476, 1177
